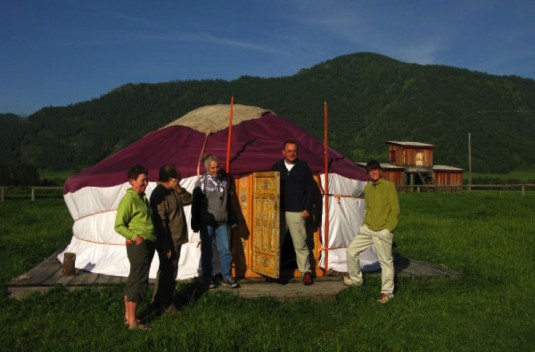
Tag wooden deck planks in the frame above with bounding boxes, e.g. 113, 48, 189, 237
6, 251, 458, 300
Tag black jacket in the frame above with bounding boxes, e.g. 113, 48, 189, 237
271, 158, 315, 213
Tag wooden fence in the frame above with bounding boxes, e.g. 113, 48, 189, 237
398, 184, 535, 196
0, 187, 63, 201
0, 184, 534, 202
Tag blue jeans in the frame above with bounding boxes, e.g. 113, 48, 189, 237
200, 223, 233, 281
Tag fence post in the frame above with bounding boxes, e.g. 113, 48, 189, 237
31, 187, 35, 201
521, 185, 525, 197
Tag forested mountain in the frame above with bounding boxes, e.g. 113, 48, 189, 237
1, 52, 535, 184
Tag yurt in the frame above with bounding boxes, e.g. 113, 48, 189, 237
60, 104, 378, 280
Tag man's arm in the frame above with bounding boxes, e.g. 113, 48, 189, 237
385, 183, 400, 232
303, 163, 316, 216
174, 186, 193, 206
190, 186, 202, 232
271, 160, 281, 172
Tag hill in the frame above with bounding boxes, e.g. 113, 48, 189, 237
1, 52, 535, 182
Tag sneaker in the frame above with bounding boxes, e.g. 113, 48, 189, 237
302, 271, 314, 286
221, 278, 239, 288
377, 293, 394, 304
343, 276, 362, 287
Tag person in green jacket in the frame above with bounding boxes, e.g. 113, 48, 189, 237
115, 165, 156, 330
343, 160, 400, 304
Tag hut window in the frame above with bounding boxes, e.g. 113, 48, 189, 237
415, 151, 424, 166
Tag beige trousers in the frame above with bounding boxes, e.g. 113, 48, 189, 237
283, 211, 312, 275
346, 224, 394, 294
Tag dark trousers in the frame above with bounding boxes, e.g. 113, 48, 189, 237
151, 245, 182, 309
125, 240, 155, 302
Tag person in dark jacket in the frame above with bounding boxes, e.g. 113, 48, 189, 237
191, 155, 238, 288
150, 164, 193, 313
271, 140, 315, 285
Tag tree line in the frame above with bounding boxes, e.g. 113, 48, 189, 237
1, 52, 535, 185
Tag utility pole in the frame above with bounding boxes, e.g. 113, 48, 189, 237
468, 132, 472, 191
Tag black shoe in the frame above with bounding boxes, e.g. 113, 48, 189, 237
302, 271, 314, 285
201, 277, 217, 289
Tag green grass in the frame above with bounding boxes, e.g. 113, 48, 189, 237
39, 168, 79, 182
1, 193, 534, 351
0, 200, 72, 283
467, 166, 535, 182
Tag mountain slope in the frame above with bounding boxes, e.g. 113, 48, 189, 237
2, 52, 534, 174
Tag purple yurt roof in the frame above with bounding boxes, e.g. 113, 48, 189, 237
64, 104, 367, 194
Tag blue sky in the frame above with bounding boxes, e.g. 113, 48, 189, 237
1, 0, 534, 115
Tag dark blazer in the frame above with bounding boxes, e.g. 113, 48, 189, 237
271, 158, 315, 214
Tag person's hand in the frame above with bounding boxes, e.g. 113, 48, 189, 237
135, 235, 144, 245
166, 250, 172, 259
302, 209, 310, 219
334, 194, 341, 204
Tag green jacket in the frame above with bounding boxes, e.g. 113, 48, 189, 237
114, 188, 156, 242
364, 178, 400, 232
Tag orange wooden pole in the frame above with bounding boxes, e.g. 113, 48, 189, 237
197, 133, 210, 178
323, 101, 329, 274
226, 96, 234, 174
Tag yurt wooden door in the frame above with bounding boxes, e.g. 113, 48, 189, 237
251, 171, 281, 278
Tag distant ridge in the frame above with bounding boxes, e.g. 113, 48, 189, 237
1, 52, 534, 175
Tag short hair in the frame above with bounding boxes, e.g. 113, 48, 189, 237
203, 154, 220, 170
366, 160, 382, 172
127, 165, 148, 180
282, 140, 298, 150
158, 164, 180, 182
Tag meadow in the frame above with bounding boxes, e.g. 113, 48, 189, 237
468, 167, 535, 183
0, 192, 534, 351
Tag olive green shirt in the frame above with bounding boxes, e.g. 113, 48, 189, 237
364, 178, 400, 232
115, 188, 156, 242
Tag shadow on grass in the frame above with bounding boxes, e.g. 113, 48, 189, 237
143, 279, 210, 323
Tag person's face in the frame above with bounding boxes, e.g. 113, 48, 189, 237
368, 168, 382, 182
207, 160, 220, 176
169, 170, 181, 187
169, 177, 179, 188
130, 173, 149, 194
282, 143, 298, 164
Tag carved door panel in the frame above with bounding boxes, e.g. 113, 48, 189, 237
251, 171, 280, 278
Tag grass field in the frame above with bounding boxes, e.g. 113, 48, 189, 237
467, 166, 535, 183
0, 192, 534, 351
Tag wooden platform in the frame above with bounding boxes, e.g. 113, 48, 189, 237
6, 250, 458, 300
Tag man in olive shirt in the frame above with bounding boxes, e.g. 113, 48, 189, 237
344, 160, 400, 304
